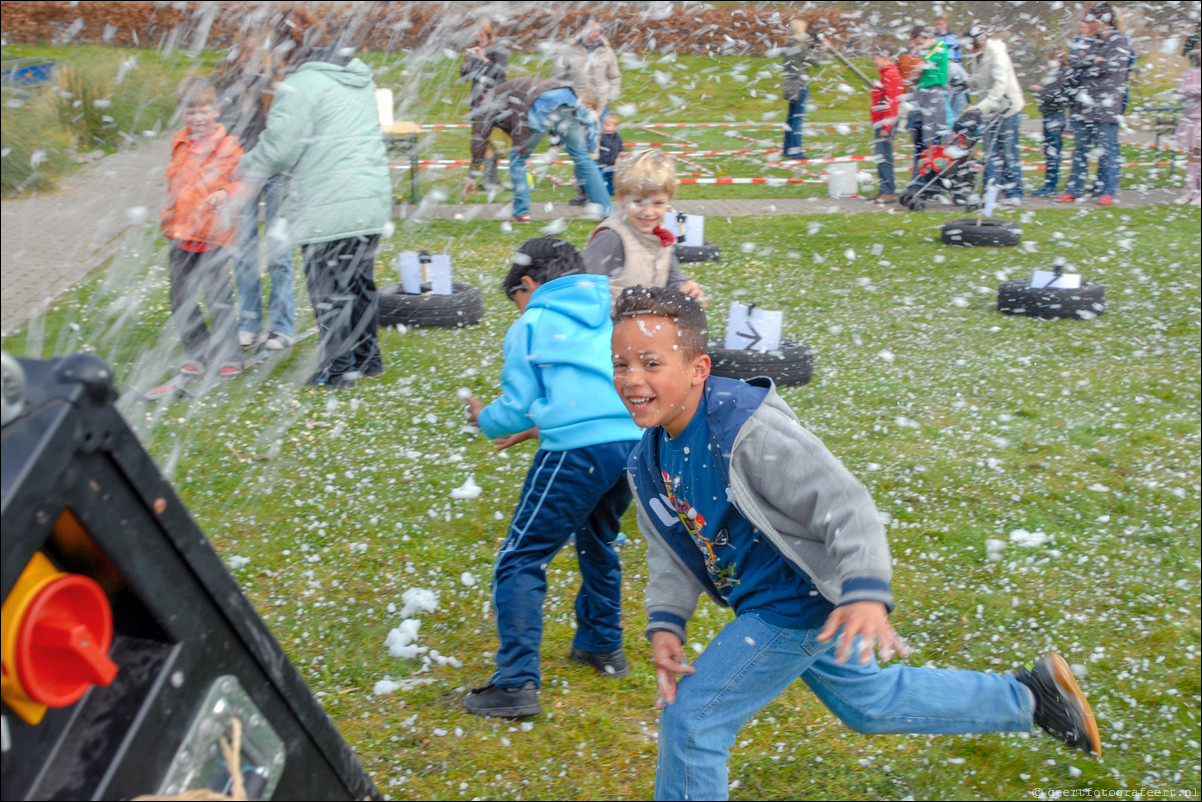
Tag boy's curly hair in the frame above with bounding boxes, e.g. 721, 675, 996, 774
614, 149, 677, 199
612, 285, 708, 360
500, 237, 585, 298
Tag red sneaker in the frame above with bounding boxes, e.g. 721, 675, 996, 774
1098, 195, 1114, 206
1056, 193, 1076, 203
512, 213, 533, 223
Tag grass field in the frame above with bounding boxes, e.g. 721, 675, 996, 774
5, 202, 1199, 800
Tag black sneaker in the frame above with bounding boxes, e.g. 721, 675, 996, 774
568, 189, 588, 207
570, 647, 630, 678
462, 681, 541, 718
1015, 652, 1101, 756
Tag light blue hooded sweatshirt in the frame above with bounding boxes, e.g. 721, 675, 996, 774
478, 273, 641, 451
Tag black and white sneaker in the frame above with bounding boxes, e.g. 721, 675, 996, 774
1015, 652, 1101, 756
570, 647, 630, 678
462, 681, 541, 718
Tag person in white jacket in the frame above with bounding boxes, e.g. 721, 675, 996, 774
965, 23, 1026, 204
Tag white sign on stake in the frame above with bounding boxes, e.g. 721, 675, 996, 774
724, 302, 783, 352
399, 251, 423, 294
1030, 269, 1081, 289
428, 254, 453, 295
663, 213, 705, 246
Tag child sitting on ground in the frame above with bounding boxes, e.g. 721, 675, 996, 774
461, 238, 643, 718
609, 286, 1101, 801
581, 149, 706, 307
597, 113, 625, 195
161, 76, 244, 379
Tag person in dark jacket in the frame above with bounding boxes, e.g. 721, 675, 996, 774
1030, 47, 1079, 196
1058, 2, 1133, 205
781, 18, 821, 160
461, 20, 508, 189
461, 77, 612, 222
596, 113, 624, 195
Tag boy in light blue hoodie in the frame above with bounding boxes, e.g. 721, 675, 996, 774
462, 238, 642, 718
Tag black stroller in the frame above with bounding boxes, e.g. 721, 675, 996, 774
899, 109, 991, 211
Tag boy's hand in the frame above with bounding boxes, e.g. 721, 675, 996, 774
817, 601, 911, 665
204, 188, 228, 209
650, 630, 695, 708
461, 179, 477, 203
464, 395, 485, 424
494, 427, 537, 451
679, 280, 707, 307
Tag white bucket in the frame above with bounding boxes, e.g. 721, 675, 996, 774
827, 161, 858, 198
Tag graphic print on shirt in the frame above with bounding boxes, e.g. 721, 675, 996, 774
661, 471, 738, 590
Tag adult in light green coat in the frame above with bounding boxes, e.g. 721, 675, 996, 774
240, 44, 391, 388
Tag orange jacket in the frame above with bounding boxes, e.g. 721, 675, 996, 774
161, 124, 244, 247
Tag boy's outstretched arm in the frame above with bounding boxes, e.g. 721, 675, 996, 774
817, 601, 910, 665
650, 630, 696, 708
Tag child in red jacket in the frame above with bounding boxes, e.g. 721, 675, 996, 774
867, 51, 903, 203
161, 77, 243, 379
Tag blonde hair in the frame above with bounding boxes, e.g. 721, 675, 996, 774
614, 149, 677, 199
175, 76, 216, 108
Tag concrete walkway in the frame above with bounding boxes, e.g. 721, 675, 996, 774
0, 131, 1184, 336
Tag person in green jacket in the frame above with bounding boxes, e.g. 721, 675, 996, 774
908, 26, 949, 174
239, 25, 391, 389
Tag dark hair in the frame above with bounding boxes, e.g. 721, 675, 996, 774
500, 237, 584, 299
611, 285, 709, 361
910, 25, 932, 40
1084, 3, 1117, 27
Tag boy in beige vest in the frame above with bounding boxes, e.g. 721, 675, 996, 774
582, 150, 706, 307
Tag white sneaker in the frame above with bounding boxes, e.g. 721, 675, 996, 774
238, 330, 258, 349
264, 332, 293, 351
1002, 196, 1022, 207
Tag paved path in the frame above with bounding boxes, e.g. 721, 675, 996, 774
0, 129, 1183, 336
2, 138, 170, 336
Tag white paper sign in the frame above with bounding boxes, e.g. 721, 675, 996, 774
1030, 270, 1081, 289
724, 302, 783, 352
663, 213, 705, 246
399, 251, 423, 294
982, 184, 1001, 218
428, 254, 453, 295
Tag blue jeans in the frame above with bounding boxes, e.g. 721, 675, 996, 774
948, 88, 967, 123
509, 105, 612, 219
982, 111, 1024, 198
655, 613, 1033, 801
1040, 110, 1069, 191
1065, 121, 1120, 198
782, 87, 809, 159
491, 442, 634, 688
873, 127, 896, 195
235, 174, 295, 339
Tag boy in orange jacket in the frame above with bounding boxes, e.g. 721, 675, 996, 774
161, 76, 243, 379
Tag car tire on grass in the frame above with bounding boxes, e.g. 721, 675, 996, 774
676, 242, 721, 263
377, 283, 485, 328
707, 339, 813, 387
996, 279, 1106, 319
941, 218, 1022, 247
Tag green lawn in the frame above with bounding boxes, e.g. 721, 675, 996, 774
5, 205, 1199, 800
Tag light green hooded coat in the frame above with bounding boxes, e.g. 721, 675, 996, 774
241, 51, 391, 245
